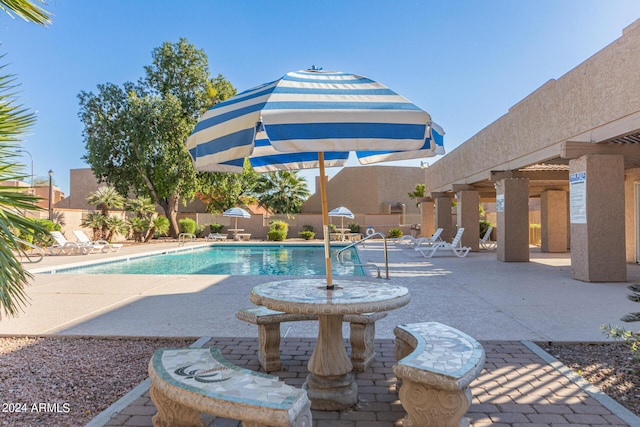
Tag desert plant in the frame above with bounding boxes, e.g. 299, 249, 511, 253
267, 220, 288, 241
348, 222, 360, 233
601, 283, 640, 360
302, 224, 314, 232
299, 230, 315, 240
179, 218, 197, 234
209, 222, 224, 233
388, 228, 403, 238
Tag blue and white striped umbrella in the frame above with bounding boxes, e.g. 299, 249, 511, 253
223, 207, 251, 232
187, 69, 445, 287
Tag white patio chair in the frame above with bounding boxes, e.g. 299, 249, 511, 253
49, 231, 102, 255
73, 230, 122, 252
416, 228, 471, 258
412, 228, 444, 248
205, 233, 228, 241
480, 226, 496, 250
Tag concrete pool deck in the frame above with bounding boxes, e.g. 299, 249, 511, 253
5, 239, 640, 426
7, 239, 640, 342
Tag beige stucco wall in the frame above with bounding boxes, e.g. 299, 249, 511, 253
302, 166, 424, 218
424, 19, 640, 194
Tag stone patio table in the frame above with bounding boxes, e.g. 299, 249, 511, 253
250, 279, 411, 410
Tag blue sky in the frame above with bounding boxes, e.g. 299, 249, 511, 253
2, 1, 640, 194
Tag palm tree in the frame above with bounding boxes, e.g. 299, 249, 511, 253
125, 196, 158, 242
254, 171, 310, 215
86, 187, 125, 239
0, 0, 51, 26
87, 186, 126, 217
0, 77, 47, 317
0, 0, 53, 317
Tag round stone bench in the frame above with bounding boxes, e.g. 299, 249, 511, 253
393, 322, 485, 427
148, 346, 311, 427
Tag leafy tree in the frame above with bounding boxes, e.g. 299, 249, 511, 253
408, 183, 425, 208
254, 171, 310, 215
78, 38, 235, 237
197, 160, 258, 213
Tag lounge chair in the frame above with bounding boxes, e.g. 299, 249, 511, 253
205, 233, 228, 241
49, 231, 104, 255
13, 236, 45, 263
416, 228, 471, 258
480, 226, 496, 250
412, 228, 444, 248
73, 230, 123, 252
391, 228, 443, 248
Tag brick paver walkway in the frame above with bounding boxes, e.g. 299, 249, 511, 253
100, 338, 633, 427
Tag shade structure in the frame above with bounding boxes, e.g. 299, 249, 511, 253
223, 207, 251, 231
187, 69, 445, 288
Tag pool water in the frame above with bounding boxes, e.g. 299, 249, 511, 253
59, 245, 365, 276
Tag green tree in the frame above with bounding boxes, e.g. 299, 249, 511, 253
408, 183, 425, 208
197, 160, 258, 213
78, 38, 235, 237
254, 171, 310, 215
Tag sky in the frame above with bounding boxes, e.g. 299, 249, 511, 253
2, 0, 640, 195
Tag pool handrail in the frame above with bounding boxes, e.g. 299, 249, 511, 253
337, 232, 389, 279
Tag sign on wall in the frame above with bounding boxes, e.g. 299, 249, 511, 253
496, 194, 504, 212
569, 171, 587, 224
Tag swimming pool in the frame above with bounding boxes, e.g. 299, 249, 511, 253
55, 244, 365, 276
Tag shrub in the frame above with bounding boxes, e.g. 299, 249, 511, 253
388, 228, 403, 238
178, 218, 197, 234
601, 283, 640, 360
209, 222, 224, 233
299, 230, 315, 240
327, 223, 336, 233
348, 222, 360, 233
267, 220, 288, 241
302, 224, 314, 232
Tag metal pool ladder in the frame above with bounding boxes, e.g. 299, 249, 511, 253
337, 232, 389, 279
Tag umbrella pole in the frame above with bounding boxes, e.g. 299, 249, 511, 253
319, 152, 333, 289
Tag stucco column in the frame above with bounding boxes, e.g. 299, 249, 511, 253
434, 194, 454, 242
456, 190, 479, 251
569, 154, 626, 282
496, 178, 529, 262
419, 199, 435, 238
540, 190, 568, 253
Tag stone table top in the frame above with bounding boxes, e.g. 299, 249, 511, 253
250, 279, 411, 315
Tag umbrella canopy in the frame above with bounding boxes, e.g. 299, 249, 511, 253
223, 207, 251, 231
328, 206, 354, 219
223, 207, 251, 218
187, 69, 445, 288
329, 206, 354, 230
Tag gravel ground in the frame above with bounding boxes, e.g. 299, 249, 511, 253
542, 341, 640, 418
0, 337, 638, 427
0, 336, 195, 427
